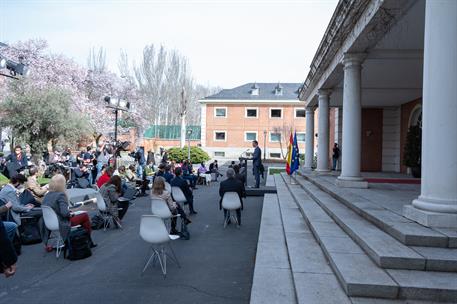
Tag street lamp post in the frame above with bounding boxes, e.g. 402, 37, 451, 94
104, 96, 130, 168
187, 128, 193, 161
263, 130, 267, 160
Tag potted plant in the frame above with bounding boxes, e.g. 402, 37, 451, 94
403, 125, 422, 178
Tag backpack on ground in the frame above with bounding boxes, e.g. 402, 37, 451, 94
64, 227, 92, 260
19, 216, 42, 245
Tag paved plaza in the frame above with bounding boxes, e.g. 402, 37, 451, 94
0, 165, 264, 304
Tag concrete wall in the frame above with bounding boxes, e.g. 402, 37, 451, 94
382, 107, 401, 172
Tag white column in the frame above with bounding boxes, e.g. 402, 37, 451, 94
304, 106, 315, 170
336, 53, 368, 188
316, 90, 330, 172
404, 0, 457, 228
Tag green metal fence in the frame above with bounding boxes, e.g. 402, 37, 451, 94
143, 125, 201, 140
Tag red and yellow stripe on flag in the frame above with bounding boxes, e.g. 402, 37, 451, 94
285, 132, 293, 175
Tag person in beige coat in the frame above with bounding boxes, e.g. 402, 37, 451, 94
150, 176, 190, 235
25, 167, 48, 204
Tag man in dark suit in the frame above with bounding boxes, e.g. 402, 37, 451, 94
171, 167, 197, 214
219, 168, 246, 226
251, 140, 262, 188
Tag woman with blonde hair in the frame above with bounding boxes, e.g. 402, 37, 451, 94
42, 174, 96, 251
151, 176, 190, 235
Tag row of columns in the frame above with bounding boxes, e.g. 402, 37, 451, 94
302, 0, 456, 227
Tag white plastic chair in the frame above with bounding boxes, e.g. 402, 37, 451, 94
96, 195, 122, 230
139, 215, 180, 277
151, 198, 181, 232
171, 186, 188, 213
221, 192, 242, 228
41, 205, 65, 258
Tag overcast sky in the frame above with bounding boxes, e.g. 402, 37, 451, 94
0, 0, 338, 88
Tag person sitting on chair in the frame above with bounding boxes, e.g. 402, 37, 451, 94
197, 162, 211, 185
97, 166, 114, 188
219, 168, 245, 226
99, 175, 129, 224
42, 174, 96, 251
0, 175, 35, 225
151, 176, 191, 235
171, 167, 197, 215
181, 160, 197, 189
209, 160, 222, 178
26, 166, 48, 204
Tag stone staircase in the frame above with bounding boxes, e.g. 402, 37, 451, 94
250, 174, 457, 303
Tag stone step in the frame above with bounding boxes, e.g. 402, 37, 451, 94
275, 175, 399, 299
288, 173, 457, 273
274, 175, 352, 304
300, 173, 454, 248
278, 174, 457, 302
250, 193, 297, 304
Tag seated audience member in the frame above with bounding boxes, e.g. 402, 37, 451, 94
171, 167, 197, 215
219, 168, 245, 226
97, 166, 114, 188
113, 165, 126, 178
26, 166, 48, 204
42, 174, 96, 250
125, 165, 138, 182
0, 220, 17, 278
74, 164, 91, 188
151, 176, 191, 235
228, 161, 236, 169
209, 160, 223, 179
0, 202, 17, 241
4, 145, 28, 178
233, 165, 246, 185
99, 176, 129, 223
197, 162, 212, 185
0, 175, 35, 225
182, 160, 197, 189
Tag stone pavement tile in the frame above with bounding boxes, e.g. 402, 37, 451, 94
435, 228, 457, 248
350, 297, 437, 304
319, 236, 365, 254
411, 246, 457, 272
329, 252, 399, 298
387, 269, 457, 303
293, 272, 351, 304
296, 199, 334, 223
385, 222, 449, 248
286, 232, 333, 274
255, 240, 291, 270
311, 221, 348, 238
282, 211, 310, 233
250, 267, 297, 304
351, 201, 385, 211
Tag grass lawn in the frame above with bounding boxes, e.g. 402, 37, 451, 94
269, 168, 286, 175
0, 173, 8, 187
37, 177, 51, 186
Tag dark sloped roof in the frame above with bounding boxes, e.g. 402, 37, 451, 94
203, 83, 302, 100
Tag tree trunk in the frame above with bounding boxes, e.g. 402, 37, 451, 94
180, 113, 186, 148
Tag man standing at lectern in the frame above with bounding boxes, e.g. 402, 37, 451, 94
251, 140, 262, 188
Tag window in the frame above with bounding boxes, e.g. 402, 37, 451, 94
269, 153, 281, 158
270, 108, 282, 118
270, 132, 281, 142
245, 132, 257, 141
296, 132, 306, 142
295, 108, 306, 118
214, 151, 225, 157
245, 108, 258, 118
214, 107, 227, 117
214, 131, 226, 141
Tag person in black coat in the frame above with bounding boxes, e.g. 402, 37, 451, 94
171, 167, 197, 214
219, 168, 246, 225
0, 220, 17, 278
251, 140, 262, 188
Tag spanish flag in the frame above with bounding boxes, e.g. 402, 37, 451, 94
286, 131, 300, 175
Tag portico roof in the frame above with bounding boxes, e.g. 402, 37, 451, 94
300, 0, 424, 108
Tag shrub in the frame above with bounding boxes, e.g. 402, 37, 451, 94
167, 146, 210, 164
403, 125, 421, 168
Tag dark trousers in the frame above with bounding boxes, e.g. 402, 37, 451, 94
170, 204, 188, 231
253, 166, 260, 188
117, 201, 130, 220
183, 175, 197, 187
223, 208, 241, 225
186, 197, 196, 213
